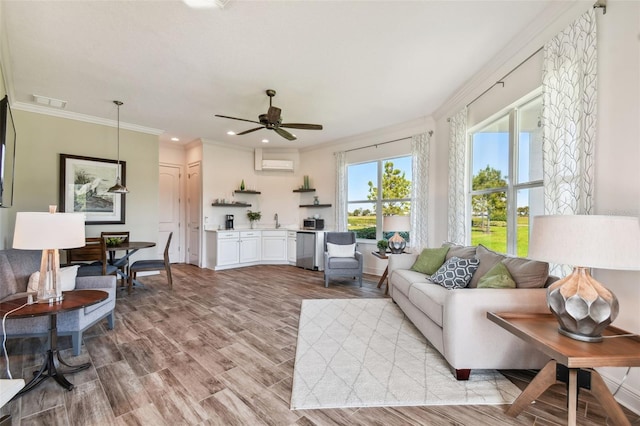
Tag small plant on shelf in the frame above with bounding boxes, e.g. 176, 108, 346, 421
377, 239, 388, 254
247, 210, 261, 228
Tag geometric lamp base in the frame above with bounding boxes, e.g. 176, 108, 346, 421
546, 267, 618, 343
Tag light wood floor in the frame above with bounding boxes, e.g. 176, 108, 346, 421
2, 264, 638, 425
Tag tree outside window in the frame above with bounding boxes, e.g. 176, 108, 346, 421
469, 94, 543, 256
347, 156, 412, 241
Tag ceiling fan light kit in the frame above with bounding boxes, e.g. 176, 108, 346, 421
216, 89, 323, 141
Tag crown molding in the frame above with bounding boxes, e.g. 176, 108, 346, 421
11, 101, 164, 135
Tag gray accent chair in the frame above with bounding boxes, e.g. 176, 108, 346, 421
323, 232, 363, 288
0, 249, 116, 356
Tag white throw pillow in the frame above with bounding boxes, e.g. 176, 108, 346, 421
327, 243, 356, 258
27, 265, 80, 293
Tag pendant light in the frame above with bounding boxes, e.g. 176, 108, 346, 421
108, 100, 129, 193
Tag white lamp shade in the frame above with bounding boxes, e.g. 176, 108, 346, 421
383, 215, 410, 232
13, 212, 86, 250
529, 215, 640, 271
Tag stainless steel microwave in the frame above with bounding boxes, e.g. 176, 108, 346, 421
303, 218, 324, 230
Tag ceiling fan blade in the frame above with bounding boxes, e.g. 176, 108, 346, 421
236, 127, 264, 136
267, 106, 281, 124
215, 114, 261, 125
280, 123, 323, 130
273, 127, 297, 141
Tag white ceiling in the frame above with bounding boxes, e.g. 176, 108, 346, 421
2, 0, 559, 149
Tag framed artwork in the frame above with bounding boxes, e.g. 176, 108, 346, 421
59, 154, 126, 224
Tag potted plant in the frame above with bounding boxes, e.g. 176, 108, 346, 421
377, 239, 388, 255
247, 210, 261, 229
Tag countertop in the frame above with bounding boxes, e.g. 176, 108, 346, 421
204, 226, 329, 233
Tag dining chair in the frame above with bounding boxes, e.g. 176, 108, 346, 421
66, 237, 118, 277
100, 231, 129, 274
127, 232, 173, 294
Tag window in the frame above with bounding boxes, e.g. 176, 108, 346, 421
347, 156, 412, 241
469, 94, 543, 256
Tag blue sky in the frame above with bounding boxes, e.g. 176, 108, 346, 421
472, 132, 530, 182
348, 156, 412, 202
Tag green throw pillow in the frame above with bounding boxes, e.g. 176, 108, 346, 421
411, 247, 450, 275
477, 261, 516, 289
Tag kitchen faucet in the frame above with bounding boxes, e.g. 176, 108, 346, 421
274, 213, 280, 229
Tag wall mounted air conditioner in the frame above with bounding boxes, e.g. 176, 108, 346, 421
261, 159, 294, 171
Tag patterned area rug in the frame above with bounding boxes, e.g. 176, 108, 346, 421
290, 298, 521, 410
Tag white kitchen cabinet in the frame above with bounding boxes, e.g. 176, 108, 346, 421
208, 231, 239, 269
239, 231, 261, 263
287, 231, 297, 264
262, 230, 287, 263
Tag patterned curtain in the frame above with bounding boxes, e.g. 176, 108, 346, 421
334, 151, 348, 231
542, 9, 596, 217
542, 9, 597, 276
447, 107, 468, 245
410, 131, 431, 251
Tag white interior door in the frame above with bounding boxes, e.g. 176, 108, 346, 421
187, 162, 202, 266
159, 164, 182, 263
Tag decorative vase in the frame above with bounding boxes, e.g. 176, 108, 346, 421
313, 196, 319, 205
250, 221, 255, 229
240, 179, 245, 191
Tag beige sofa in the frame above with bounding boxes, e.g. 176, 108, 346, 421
388, 244, 555, 380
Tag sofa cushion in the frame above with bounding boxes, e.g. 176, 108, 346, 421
327, 256, 359, 269
469, 245, 505, 288
477, 261, 516, 289
391, 269, 430, 297
502, 256, 549, 288
408, 282, 448, 327
411, 247, 449, 275
431, 256, 480, 289
442, 243, 477, 260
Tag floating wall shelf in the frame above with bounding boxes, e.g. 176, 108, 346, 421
212, 203, 252, 207
234, 190, 261, 194
293, 188, 316, 193
299, 204, 332, 208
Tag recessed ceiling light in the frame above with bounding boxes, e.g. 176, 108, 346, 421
171, 137, 180, 142
262, 139, 269, 143
227, 131, 236, 135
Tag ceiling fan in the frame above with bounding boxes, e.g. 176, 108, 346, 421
215, 89, 323, 141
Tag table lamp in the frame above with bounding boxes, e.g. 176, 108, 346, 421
13, 206, 85, 303
528, 215, 640, 342
383, 215, 410, 254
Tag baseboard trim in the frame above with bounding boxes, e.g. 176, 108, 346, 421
601, 370, 640, 417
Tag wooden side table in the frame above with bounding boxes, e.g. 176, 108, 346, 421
488, 312, 640, 426
372, 251, 390, 294
0, 290, 108, 399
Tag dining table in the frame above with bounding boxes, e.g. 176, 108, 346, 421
106, 241, 156, 289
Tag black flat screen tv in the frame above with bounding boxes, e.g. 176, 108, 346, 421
0, 94, 16, 207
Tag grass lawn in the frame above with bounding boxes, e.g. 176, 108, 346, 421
349, 215, 530, 256
471, 217, 529, 256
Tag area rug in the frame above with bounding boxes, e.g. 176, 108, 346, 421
290, 298, 521, 410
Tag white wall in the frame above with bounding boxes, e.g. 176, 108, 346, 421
592, 1, 640, 412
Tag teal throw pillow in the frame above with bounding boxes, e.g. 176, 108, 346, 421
411, 247, 450, 275
477, 261, 517, 289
